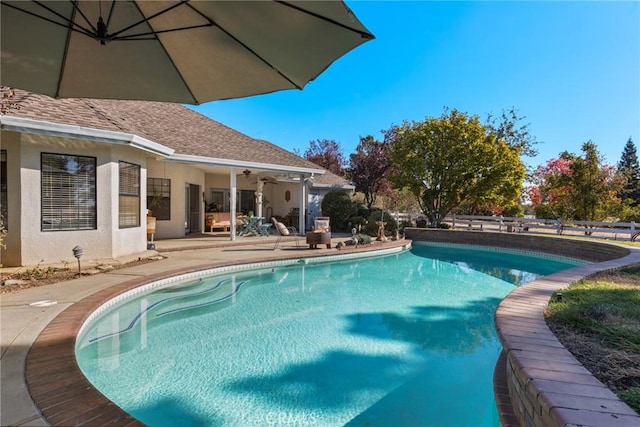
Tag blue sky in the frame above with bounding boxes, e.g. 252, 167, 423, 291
192, 1, 639, 170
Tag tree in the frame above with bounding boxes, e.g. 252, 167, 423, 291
617, 137, 640, 205
529, 142, 623, 223
571, 142, 621, 221
485, 107, 539, 158
348, 135, 393, 208
529, 156, 576, 222
387, 108, 526, 227
301, 139, 346, 176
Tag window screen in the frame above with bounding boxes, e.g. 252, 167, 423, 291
41, 153, 96, 231
119, 161, 140, 228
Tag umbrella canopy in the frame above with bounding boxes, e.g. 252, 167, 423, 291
0, 0, 374, 104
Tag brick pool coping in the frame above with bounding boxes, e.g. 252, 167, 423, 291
406, 229, 640, 427
25, 240, 410, 426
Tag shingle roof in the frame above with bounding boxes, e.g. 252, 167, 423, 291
4, 90, 320, 170
312, 170, 354, 188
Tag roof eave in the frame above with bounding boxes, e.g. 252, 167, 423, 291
309, 182, 355, 190
0, 116, 174, 157
166, 153, 326, 176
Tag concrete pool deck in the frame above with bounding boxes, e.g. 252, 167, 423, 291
1, 235, 409, 426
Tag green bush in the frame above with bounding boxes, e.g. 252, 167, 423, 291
534, 204, 555, 220
321, 190, 354, 231
362, 209, 398, 237
355, 234, 372, 244
415, 218, 427, 228
347, 216, 366, 230
353, 203, 370, 218
501, 203, 524, 218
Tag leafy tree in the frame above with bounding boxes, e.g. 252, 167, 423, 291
381, 187, 421, 214
571, 142, 620, 221
529, 156, 576, 222
301, 139, 346, 176
386, 108, 526, 227
485, 107, 539, 158
529, 142, 624, 223
348, 135, 393, 208
617, 137, 640, 205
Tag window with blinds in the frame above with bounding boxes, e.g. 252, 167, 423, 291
1, 150, 7, 229
147, 178, 171, 220
41, 153, 96, 231
119, 161, 140, 228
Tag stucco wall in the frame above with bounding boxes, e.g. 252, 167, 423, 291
147, 159, 206, 239
0, 132, 22, 266
1, 132, 149, 266
109, 145, 148, 260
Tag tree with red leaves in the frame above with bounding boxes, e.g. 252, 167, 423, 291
301, 139, 347, 176
528, 142, 623, 225
348, 135, 393, 208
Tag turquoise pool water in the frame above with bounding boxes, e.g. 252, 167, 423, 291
76, 244, 583, 426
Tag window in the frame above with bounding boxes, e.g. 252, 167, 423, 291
1, 150, 6, 228
41, 153, 96, 231
147, 178, 171, 220
119, 161, 140, 228
208, 189, 224, 212
207, 189, 255, 214
239, 190, 255, 215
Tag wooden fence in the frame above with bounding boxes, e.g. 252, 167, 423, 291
443, 214, 639, 241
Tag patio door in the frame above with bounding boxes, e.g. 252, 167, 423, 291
185, 183, 201, 233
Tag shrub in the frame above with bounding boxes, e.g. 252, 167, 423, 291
347, 216, 366, 230
362, 209, 398, 237
355, 233, 372, 244
501, 203, 524, 218
321, 190, 354, 231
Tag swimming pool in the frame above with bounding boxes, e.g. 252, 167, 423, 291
76, 243, 584, 426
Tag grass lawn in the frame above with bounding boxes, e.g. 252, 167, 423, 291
546, 265, 640, 413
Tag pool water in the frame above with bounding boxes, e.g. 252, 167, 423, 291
76, 244, 583, 426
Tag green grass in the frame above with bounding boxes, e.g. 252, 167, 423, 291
546, 266, 640, 413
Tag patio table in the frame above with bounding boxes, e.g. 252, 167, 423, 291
259, 223, 272, 236
238, 216, 264, 236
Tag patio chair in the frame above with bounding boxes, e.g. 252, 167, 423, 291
271, 217, 300, 250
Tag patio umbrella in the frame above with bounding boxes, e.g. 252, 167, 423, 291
0, 0, 374, 104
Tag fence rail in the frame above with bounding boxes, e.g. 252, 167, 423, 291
442, 214, 638, 241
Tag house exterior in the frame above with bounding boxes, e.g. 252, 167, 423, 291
0, 91, 353, 267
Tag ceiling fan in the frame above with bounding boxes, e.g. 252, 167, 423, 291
249, 175, 279, 185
